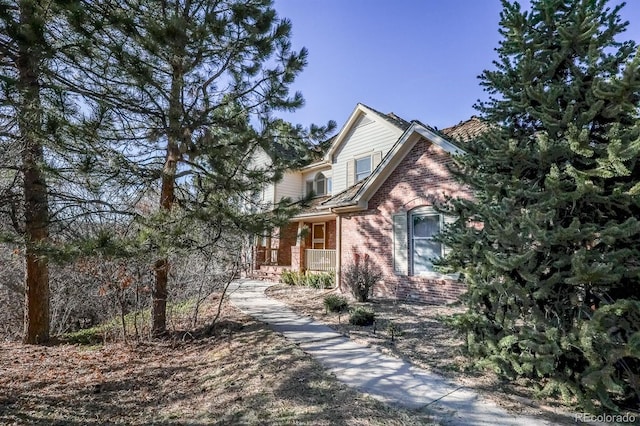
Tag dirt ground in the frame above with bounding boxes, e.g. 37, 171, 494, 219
0, 299, 435, 425
266, 284, 582, 426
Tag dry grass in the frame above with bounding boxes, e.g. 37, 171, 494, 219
266, 284, 581, 425
0, 298, 435, 425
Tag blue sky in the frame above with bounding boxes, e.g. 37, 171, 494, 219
274, 0, 640, 132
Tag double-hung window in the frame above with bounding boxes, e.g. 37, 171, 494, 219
355, 156, 372, 182
410, 211, 443, 274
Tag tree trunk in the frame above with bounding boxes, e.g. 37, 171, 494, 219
152, 150, 179, 336
151, 58, 183, 336
18, 0, 50, 344
152, 256, 168, 336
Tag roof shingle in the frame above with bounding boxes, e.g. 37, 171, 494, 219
360, 103, 412, 131
440, 116, 488, 141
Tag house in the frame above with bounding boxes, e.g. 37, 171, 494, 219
252, 103, 485, 303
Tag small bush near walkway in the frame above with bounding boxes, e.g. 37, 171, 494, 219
280, 270, 335, 289
349, 307, 375, 326
323, 294, 349, 314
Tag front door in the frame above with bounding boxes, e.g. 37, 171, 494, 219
312, 223, 325, 249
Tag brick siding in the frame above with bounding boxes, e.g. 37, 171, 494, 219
340, 137, 472, 304
272, 222, 298, 266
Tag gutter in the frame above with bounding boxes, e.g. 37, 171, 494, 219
329, 200, 368, 214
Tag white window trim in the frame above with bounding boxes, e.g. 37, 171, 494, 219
306, 172, 331, 197
315, 172, 326, 196
409, 207, 459, 280
355, 155, 372, 182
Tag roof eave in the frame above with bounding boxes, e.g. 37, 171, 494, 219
413, 126, 466, 156
349, 123, 466, 205
291, 209, 336, 220
299, 159, 331, 172
324, 103, 404, 162
330, 200, 367, 213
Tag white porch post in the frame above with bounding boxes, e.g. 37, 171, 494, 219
335, 215, 342, 290
296, 221, 306, 272
296, 221, 305, 246
265, 234, 272, 264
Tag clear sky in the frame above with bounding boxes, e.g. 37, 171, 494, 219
273, 0, 640, 132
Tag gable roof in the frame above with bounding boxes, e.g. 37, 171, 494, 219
360, 103, 412, 131
320, 121, 465, 212
291, 103, 486, 217
323, 103, 409, 161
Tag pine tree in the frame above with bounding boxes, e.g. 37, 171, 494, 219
0, 0, 65, 344
1, 0, 151, 344
64, 0, 334, 335
438, 0, 640, 411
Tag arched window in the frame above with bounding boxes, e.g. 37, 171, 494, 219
315, 172, 326, 196
306, 172, 332, 197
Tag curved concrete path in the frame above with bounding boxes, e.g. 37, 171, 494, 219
227, 280, 555, 426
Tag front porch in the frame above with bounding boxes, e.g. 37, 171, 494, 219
251, 218, 338, 280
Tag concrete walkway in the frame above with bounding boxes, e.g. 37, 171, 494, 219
227, 280, 555, 426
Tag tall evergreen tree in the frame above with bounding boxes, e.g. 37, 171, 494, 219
1, 0, 146, 344
0, 0, 62, 344
438, 0, 640, 411
65, 0, 333, 335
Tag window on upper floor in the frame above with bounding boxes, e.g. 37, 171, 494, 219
306, 172, 332, 197
355, 156, 371, 182
315, 172, 326, 195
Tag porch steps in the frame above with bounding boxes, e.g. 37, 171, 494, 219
249, 265, 287, 282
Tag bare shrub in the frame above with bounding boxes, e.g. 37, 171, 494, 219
343, 253, 382, 302
49, 254, 154, 340
0, 245, 24, 340
168, 233, 245, 332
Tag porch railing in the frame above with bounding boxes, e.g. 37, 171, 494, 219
305, 249, 336, 272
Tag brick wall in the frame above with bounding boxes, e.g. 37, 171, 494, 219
340, 137, 472, 304
273, 222, 298, 266
326, 220, 336, 250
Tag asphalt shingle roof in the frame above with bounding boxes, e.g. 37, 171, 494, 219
440, 116, 488, 141
360, 103, 412, 131
295, 195, 332, 215
320, 180, 366, 208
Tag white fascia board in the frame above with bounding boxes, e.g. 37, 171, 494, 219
414, 126, 466, 155
300, 159, 331, 172
352, 123, 420, 203
353, 123, 464, 204
324, 104, 367, 161
291, 211, 336, 221
330, 200, 368, 214
323, 103, 403, 162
